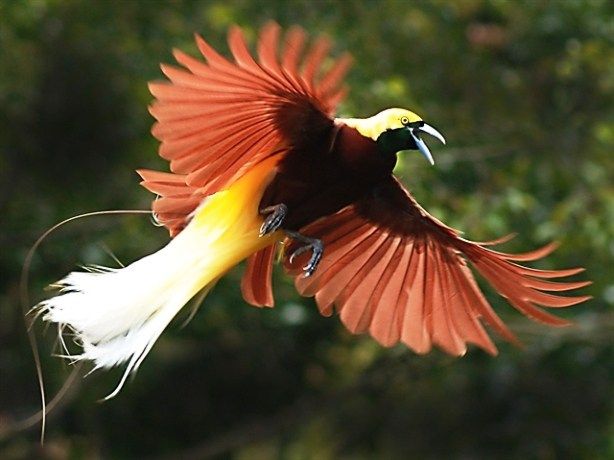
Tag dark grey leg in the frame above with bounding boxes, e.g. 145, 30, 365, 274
286, 230, 323, 277
259, 204, 288, 236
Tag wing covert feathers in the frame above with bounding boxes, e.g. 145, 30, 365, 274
284, 179, 591, 356
142, 22, 351, 236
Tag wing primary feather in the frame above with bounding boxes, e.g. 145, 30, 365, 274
185, 124, 278, 186
326, 87, 349, 113
487, 241, 559, 262
308, 230, 386, 311
196, 32, 282, 91
362, 236, 405, 346
342, 238, 400, 345
160, 63, 272, 93
157, 108, 277, 149
150, 100, 267, 125
338, 235, 396, 334
444, 260, 498, 355
296, 220, 375, 302
174, 115, 275, 171
198, 133, 280, 193
194, 32, 236, 68
510, 263, 586, 279
400, 239, 431, 354
148, 83, 272, 104
171, 123, 275, 176
280, 26, 311, 95
312, 220, 375, 268
304, 226, 382, 299
282, 26, 306, 74
228, 26, 287, 90
257, 22, 305, 95
293, 220, 375, 292
332, 231, 390, 313
520, 277, 592, 292
138, 180, 192, 197
152, 107, 274, 141
318, 53, 353, 97
302, 36, 331, 91
423, 241, 436, 352
372, 239, 414, 346
455, 262, 520, 345
396, 240, 418, 347
468, 250, 591, 308
468, 257, 574, 325
431, 247, 466, 355
172, 48, 212, 77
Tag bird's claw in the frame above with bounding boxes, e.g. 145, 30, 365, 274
259, 204, 287, 236
302, 247, 322, 277
287, 235, 323, 278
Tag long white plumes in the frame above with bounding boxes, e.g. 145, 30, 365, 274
36, 160, 280, 398
37, 217, 220, 398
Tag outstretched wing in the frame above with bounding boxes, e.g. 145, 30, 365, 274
284, 178, 591, 356
139, 22, 352, 236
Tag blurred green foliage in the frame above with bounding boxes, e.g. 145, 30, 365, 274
1, 0, 612, 458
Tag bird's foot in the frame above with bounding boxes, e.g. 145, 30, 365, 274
286, 230, 323, 277
259, 204, 287, 236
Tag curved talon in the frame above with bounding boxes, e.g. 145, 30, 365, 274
259, 204, 287, 236
286, 231, 323, 277
288, 245, 308, 264
302, 242, 323, 277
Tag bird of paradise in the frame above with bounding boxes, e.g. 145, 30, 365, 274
37, 22, 590, 397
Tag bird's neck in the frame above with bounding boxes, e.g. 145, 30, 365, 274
333, 124, 397, 180
335, 116, 383, 141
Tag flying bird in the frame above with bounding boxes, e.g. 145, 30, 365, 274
38, 22, 591, 396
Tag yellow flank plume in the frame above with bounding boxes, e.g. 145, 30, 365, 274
38, 155, 283, 397
189, 155, 284, 283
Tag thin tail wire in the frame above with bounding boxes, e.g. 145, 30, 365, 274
19, 209, 153, 444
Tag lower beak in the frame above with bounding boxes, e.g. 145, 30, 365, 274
409, 123, 446, 166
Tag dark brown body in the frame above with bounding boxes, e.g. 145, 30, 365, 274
260, 123, 397, 230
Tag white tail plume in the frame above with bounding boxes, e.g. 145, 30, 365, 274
37, 159, 281, 398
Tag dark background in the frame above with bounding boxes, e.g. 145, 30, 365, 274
1, 1, 612, 458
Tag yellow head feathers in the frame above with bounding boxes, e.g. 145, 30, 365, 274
337, 108, 423, 141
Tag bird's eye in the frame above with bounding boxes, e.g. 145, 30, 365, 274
401, 116, 410, 125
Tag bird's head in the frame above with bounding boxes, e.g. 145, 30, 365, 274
340, 108, 446, 165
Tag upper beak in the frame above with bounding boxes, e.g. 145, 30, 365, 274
409, 123, 446, 165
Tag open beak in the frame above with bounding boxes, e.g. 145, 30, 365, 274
409, 123, 446, 165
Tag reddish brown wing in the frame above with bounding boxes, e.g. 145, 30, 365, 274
139, 22, 352, 236
284, 177, 591, 356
